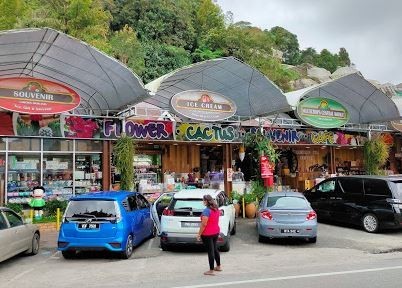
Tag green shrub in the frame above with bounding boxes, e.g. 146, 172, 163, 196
250, 180, 266, 202
5, 203, 23, 215
33, 215, 57, 224
243, 193, 257, 204
43, 199, 68, 216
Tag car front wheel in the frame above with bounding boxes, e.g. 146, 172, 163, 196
362, 213, 379, 233
30, 232, 40, 255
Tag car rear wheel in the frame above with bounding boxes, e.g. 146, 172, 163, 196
362, 213, 379, 233
30, 232, 40, 255
160, 240, 169, 251
230, 221, 236, 235
219, 235, 230, 252
307, 237, 317, 243
62, 251, 76, 259
120, 235, 134, 259
258, 234, 267, 243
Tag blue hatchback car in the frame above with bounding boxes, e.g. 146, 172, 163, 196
58, 191, 154, 259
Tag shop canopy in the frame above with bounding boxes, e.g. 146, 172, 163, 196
285, 73, 401, 124
144, 57, 291, 119
0, 28, 148, 115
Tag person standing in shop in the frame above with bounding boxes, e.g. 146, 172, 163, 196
196, 194, 222, 276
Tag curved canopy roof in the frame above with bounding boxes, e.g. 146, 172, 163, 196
144, 57, 291, 119
285, 73, 401, 124
0, 28, 148, 115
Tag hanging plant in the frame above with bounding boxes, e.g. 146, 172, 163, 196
114, 134, 136, 190
363, 136, 390, 175
244, 130, 281, 163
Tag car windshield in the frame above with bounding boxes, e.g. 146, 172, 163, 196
65, 200, 117, 218
267, 196, 309, 210
392, 181, 402, 200
172, 199, 205, 210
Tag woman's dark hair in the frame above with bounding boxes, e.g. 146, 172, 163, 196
203, 194, 218, 211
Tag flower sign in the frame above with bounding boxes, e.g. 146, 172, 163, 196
0, 77, 80, 114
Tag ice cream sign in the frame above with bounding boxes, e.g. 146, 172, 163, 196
171, 90, 237, 122
0, 77, 80, 114
296, 97, 349, 129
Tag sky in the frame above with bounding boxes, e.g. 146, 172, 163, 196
217, 0, 402, 85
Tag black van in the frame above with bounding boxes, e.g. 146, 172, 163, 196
304, 176, 402, 233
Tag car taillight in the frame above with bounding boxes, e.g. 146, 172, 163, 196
306, 211, 317, 220
260, 210, 273, 220
219, 210, 224, 216
163, 208, 174, 216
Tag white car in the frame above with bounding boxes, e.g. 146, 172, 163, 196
0, 207, 40, 262
151, 189, 236, 252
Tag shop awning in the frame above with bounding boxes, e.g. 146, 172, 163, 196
285, 73, 401, 124
0, 28, 148, 115
144, 57, 291, 119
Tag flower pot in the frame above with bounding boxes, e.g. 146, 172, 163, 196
234, 203, 240, 218
245, 203, 257, 218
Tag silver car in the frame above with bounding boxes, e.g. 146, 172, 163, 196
0, 207, 40, 262
256, 192, 317, 243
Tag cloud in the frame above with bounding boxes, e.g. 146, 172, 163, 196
217, 0, 402, 84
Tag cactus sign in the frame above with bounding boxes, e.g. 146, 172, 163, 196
296, 97, 349, 129
0, 77, 80, 114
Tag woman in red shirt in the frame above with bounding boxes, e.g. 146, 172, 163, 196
196, 194, 222, 276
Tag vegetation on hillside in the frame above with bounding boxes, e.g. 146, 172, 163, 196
1, 0, 351, 91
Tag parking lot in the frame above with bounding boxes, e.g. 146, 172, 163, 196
2, 219, 402, 288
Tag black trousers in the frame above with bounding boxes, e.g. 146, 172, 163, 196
201, 234, 221, 270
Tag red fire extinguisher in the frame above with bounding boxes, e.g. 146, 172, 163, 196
260, 155, 274, 187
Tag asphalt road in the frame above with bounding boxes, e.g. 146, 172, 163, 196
2, 219, 402, 288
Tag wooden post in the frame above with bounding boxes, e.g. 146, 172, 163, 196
223, 143, 233, 197
102, 141, 111, 190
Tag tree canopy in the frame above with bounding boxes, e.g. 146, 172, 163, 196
2, 0, 351, 91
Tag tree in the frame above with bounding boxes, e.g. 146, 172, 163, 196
269, 26, 300, 65
141, 41, 192, 83
316, 49, 338, 73
109, 25, 145, 75
299, 47, 318, 65
0, 0, 25, 30
338, 47, 351, 67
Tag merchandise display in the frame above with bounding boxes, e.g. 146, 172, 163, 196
43, 154, 73, 200
74, 154, 102, 195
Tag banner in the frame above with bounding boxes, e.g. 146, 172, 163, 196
175, 123, 241, 142
103, 119, 175, 140
247, 127, 367, 146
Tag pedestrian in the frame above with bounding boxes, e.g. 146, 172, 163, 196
196, 194, 222, 276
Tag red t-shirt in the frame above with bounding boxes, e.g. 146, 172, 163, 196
201, 207, 220, 236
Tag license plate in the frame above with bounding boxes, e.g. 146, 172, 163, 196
181, 222, 200, 228
78, 223, 99, 229
281, 229, 300, 233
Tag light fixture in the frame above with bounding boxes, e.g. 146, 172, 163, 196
239, 144, 245, 162
173, 143, 178, 146
306, 146, 311, 149
148, 142, 153, 145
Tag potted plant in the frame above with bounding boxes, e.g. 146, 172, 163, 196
364, 136, 390, 175
243, 192, 257, 218
114, 134, 136, 190
231, 190, 241, 217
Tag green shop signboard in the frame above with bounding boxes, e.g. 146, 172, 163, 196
296, 97, 349, 129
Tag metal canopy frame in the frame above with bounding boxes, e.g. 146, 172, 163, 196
0, 28, 149, 115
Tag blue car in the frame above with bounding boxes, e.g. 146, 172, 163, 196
58, 191, 155, 259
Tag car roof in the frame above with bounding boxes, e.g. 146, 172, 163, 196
328, 175, 402, 181
69, 191, 138, 201
173, 189, 222, 199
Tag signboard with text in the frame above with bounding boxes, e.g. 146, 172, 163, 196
0, 77, 80, 114
171, 90, 237, 122
296, 97, 349, 129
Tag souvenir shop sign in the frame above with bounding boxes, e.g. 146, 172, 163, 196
248, 127, 367, 146
103, 119, 174, 140
176, 123, 240, 142
0, 78, 80, 114
296, 97, 349, 129
171, 90, 237, 122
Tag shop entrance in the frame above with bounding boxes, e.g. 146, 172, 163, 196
200, 145, 224, 186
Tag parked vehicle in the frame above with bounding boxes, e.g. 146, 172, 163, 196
304, 176, 402, 233
0, 207, 40, 262
256, 192, 317, 243
58, 191, 155, 259
151, 189, 236, 252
